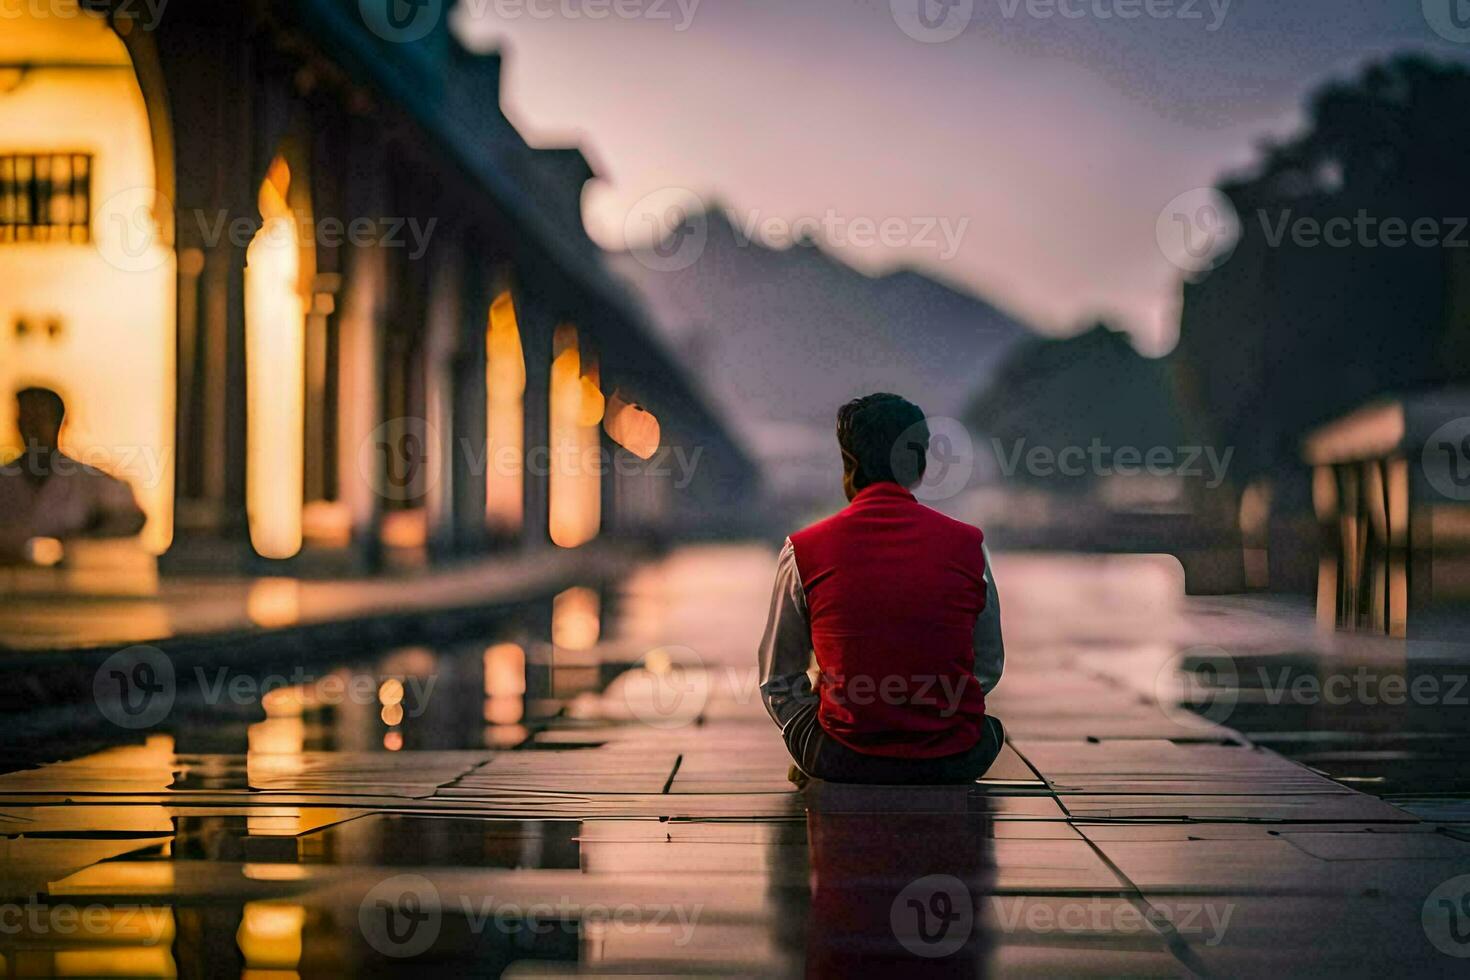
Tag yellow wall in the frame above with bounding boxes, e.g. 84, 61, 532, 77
245, 160, 306, 559
486, 291, 526, 532
548, 325, 602, 548
0, 6, 175, 553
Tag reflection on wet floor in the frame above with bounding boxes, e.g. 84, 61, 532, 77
1159, 630, 1470, 817
4, 546, 1470, 976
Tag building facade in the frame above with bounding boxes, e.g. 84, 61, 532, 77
1303, 391, 1470, 638
0, 0, 756, 576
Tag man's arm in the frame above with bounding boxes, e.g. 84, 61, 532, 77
757, 538, 817, 728
87, 472, 147, 538
973, 542, 1005, 693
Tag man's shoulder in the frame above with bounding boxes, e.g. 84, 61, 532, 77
790, 499, 984, 548
914, 502, 985, 545
55, 454, 127, 483
788, 509, 847, 549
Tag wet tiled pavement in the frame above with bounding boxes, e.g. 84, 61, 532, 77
4, 546, 1470, 976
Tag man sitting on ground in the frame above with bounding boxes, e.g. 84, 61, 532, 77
0, 386, 147, 564
757, 393, 1004, 784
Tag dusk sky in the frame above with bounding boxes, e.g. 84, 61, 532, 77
457, 1, 1470, 355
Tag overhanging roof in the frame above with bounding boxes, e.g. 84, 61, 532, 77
1303, 389, 1470, 465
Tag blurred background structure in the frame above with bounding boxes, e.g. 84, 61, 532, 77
6, 4, 1470, 976
3, 3, 1470, 644
0, 0, 756, 596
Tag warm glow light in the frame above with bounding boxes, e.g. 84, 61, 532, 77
26, 536, 64, 566
380, 508, 428, 550
378, 678, 404, 706
483, 642, 526, 696
553, 586, 601, 649
604, 389, 661, 460
485, 695, 524, 725
484, 723, 528, 747
380, 703, 404, 726
0, 6, 176, 554
383, 731, 404, 751
243, 864, 309, 882
245, 155, 306, 559
249, 683, 306, 775
645, 647, 672, 675
55, 949, 176, 977
246, 577, 301, 628
486, 291, 526, 532
1302, 400, 1405, 465
549, 325, 601, 548
237, 903, 305, 971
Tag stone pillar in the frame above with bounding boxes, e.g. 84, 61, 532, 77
423, 233, 463, 560
334, 120, 392, 572
452, 259, 492, 556
513, 278, 556, 551
155, 10, 255, 570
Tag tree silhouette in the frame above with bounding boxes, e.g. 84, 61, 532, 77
1176, 55, 1470, 481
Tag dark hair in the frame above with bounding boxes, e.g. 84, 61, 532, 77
16, 386, 65, 423
836, 393, 928, 490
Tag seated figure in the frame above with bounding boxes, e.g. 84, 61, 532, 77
0, 386, 147, 564
758, 393, 1005, 784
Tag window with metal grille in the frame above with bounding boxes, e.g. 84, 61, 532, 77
0, 153, 93, 243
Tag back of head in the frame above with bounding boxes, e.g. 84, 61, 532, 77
836, 393, 928, 492
16, 386, 65, 449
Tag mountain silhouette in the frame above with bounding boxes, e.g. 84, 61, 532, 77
606, 205, 1034, 502
964, 322, 1195, 490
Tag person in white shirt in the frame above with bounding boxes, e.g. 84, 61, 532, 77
0, 387, 146, 564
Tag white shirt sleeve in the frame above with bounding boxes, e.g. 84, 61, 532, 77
756, 537, 817, 728
972, 543, 1005, 693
